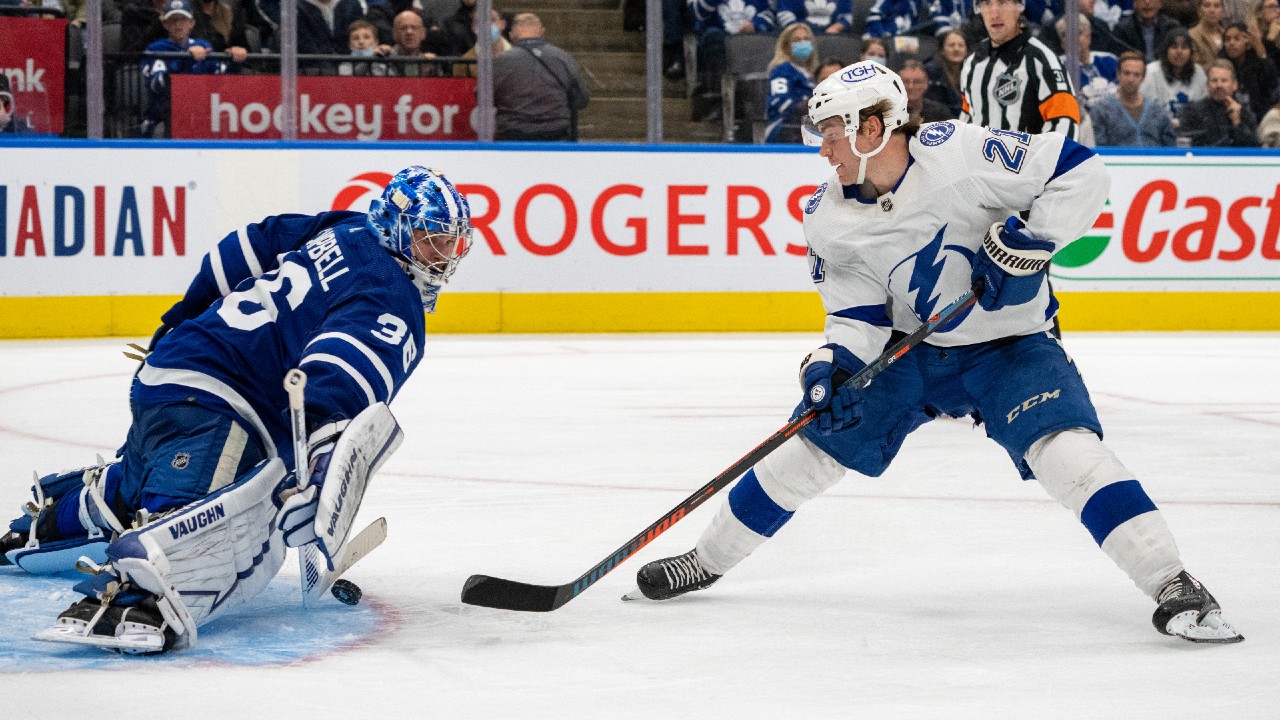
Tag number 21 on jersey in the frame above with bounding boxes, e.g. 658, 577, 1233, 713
983, 129, 1030, 173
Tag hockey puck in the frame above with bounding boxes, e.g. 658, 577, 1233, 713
331, 579, 362, 606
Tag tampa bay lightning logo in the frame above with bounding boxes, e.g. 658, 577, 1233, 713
805, 183, 827, 214
888, 224, 976, 327
918, 122, 955, 147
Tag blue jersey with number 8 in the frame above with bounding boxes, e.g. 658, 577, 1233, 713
136, 211, 425, 470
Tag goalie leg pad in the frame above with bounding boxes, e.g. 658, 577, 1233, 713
313, 402, 402, 569
4, 460, 123, 573
99, 457, 289, 643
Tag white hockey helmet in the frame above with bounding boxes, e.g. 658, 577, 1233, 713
802, 61, 910, 148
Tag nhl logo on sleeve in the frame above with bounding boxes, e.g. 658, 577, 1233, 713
918, 122, 955, 147
805, 184, 828, 214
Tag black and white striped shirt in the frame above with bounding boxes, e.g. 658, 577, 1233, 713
959, 28, 1080, 139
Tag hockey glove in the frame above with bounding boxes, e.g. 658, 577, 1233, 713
278, 430, 338, 548
972, 217, 1054, 312
799, 344, 865, 435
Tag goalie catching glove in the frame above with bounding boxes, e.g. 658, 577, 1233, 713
972, 217, 1054, 312
799, 344, 864, 435
279, 402, 403, 570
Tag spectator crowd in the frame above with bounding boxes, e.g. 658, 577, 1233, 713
3, 0, 1279, 145
666, 0, 1280, 146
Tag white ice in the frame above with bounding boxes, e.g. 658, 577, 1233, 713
2, 333, 1278, 719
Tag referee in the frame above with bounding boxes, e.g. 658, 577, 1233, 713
959, 0, 1080, 139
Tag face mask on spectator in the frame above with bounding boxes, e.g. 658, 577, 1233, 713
491, 24, 502, 42
865, 54, 887, 65
791, 40, 814, 60
352, 47, 376, 57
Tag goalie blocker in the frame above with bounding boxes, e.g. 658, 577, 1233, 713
280, 402, 403, 571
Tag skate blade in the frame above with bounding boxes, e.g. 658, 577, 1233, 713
621, 587, 652, 602
1166, 609, 1245, 644
33, 623, 166, 653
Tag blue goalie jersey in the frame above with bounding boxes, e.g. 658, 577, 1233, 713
135, 211, 425, 469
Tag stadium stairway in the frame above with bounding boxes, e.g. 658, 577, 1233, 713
522, 0, 724, 143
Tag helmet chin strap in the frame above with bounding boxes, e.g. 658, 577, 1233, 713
850, 126, 894, 186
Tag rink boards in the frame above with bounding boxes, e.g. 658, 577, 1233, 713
0, 140, 1277, 337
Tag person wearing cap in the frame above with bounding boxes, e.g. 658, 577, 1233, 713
959, 0, 1081, 139
0, 75, 35, 134
140, 0, 235, 137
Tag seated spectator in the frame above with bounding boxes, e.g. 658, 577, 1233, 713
1178, 59, 1260, 145
934, 0, 987, 46
864, 0, 933, 40
776, 0, 852, 35
1047, 0, 1137, 55
817, 57, 847, 81
1058, 13, 1120, 112
1163, 0, 1201, 25
1254, 0, 1280, 59
1141, 27, 1208, 117
1191, 0, 1228, 68
861, 37, 889, 65
1114, 0, 1180, 61
141, 0, 235, 137
688, 0, 775, 121
389, 9, 442, 76
122, 0, 217, 52
0, 75, 35, 135
925, 29, 967, 116
492, 12, 590, 141
259, 0, 364, 55
196, 0, 249, 55
1024, 0, 1066, 30
339, 18, 390, 76
1091, 51, 1176, 144
899, 59, 955, 120
1219, 21, 1280, 119
426, 0, 478, 57
1259, 97, 1280, 145
454, 7, 511, 78
764, 22, 819, 143
365, 0, 415, 46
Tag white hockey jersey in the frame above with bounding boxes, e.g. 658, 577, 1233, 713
801, 120, 1110, 365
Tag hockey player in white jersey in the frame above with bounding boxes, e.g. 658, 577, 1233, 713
629, 62, 1243, 644
0, 166, 472, 653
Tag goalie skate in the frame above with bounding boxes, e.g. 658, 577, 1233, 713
33, 598, 176, 655
622, 549, 721, 602
1152, 571, 1244, 644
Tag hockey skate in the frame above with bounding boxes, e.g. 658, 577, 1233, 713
34, 596, 178, 654
623, 549, 721, 602
1151, 571, 1243, 644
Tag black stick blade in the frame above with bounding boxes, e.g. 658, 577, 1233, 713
461, 574, 564, 612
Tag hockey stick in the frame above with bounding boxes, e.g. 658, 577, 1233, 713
460, 283, 983, 612
284, 369, 327, 607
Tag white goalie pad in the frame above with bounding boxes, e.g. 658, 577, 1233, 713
313, 402, 402, 569
104, 458, 289, 643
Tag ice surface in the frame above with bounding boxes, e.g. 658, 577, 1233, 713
2, 333, 1277, 719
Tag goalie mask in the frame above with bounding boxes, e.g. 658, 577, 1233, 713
802, 61, 910, 184
367, 166, 473, 313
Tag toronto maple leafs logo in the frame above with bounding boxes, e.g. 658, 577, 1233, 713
1093, 0, 1124, 30
805, 0, 835, 26
719, 0, 758, 32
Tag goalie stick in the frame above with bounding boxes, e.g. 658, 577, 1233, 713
284, 369, 326, 607
460, 283, 983, 612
